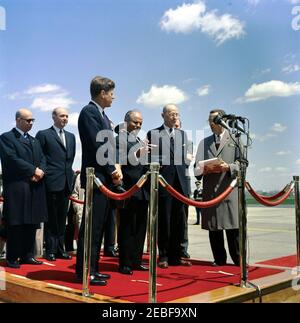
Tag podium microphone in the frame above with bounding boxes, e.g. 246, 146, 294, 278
212, 114, 232, 132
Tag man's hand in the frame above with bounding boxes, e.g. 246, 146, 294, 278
203, 162, 229, 174
31, 167, 44, 181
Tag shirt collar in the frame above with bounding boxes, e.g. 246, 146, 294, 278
215, 129, 225, 141
91, 100, 105, 115
15, 127, 26, 136
53, 125, 64, 134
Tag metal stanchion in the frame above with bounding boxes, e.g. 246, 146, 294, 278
82, 167, 94, 297
238, 175, 248, 288
293, 176, 300, 274
148, 163, 160, 303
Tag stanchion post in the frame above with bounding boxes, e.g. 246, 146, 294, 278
82, 167, 94, 297
293, 176, 300, 274
148, 163, 160, 303
238, 175, 248, 288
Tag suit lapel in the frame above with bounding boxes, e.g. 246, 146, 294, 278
51, 126, 66, 151
217, 131, 230, 155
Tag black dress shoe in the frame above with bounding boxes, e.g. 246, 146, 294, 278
56, 252, 72, 260
20, 257, 43, 265
118, 266, 133, 275
45, 254, 56, 261
181, 251, 191, 258
133, 264, 149, 271
212, 261, 226, 266
90, 275, 107, 286
104, 250, 118, 257
94, 272, 111, 280
7, 260, 20, 268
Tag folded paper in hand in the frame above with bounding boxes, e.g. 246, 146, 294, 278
199, 158, 224, 167
194, 158, 224, 176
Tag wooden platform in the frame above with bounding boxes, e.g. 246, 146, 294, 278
1, 264, 300, 303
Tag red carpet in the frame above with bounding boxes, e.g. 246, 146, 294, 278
1, 255, 284, 303
257, 254, 297, 268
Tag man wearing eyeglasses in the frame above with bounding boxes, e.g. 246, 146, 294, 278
0, 109, 48, 268
36, 107, 76, 262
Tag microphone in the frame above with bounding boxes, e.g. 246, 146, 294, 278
223, 114, 246, 124
228, 119, 246, 134
212, 114, 232, 132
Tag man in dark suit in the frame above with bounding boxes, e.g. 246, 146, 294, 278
116, 110, 150, 275
147, 104, 192, 268
0, 108, 47, 268
75, 76, 122, 286
36, 107, 76, 261
194, 109, 241, 266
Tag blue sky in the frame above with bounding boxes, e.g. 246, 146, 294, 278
0, 0, 299, 191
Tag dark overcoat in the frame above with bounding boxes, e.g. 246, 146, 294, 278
0, 128, 48, 226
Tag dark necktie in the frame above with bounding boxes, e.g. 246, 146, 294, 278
59, 129, 65, 147
23, 132, 30, 142
102, 111, 111, 129
215, 135, 220, 150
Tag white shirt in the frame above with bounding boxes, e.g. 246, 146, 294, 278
163, 124, 174, 137
53, 125, 66, 147
15, 127, 26, 136
91, 100, 105, 118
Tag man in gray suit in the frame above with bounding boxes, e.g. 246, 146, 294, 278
194, 109, 241, 266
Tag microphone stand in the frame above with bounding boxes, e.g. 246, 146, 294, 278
231, 121, 262, 301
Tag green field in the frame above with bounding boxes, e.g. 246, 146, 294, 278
246, 198, 294, 206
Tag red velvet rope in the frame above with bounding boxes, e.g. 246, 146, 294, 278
245, 182, 294, 207
69, 196, 84, 205
160, 178, 236, 209
98, 184, 140, 201
245, 182, 290, 201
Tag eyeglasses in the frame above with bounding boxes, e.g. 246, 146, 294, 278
20, 118, 35, 124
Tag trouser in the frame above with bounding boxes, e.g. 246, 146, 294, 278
118, 199, 148, 268
209, 229, 239, 265
76, 189, 110, 277
45, 189, 69, 255
6, 224, 37, 261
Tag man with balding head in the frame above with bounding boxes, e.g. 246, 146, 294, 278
0, 109, 47, 268
147, 104, 191, 268
36, 107, 76, 261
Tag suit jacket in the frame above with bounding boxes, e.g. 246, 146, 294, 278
36, 127, 76, 193
194, 130, 241, 231
147, 125, 189, 196
78, 101, 116, 188
115, 131, 149, 201
0, 128, 48, 225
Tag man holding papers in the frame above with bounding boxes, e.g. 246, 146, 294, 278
194, 109, 241, 266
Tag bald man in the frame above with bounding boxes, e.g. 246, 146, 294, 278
36, 107, 76, 261
0, 109, 47, 268
147, 104, 191, 268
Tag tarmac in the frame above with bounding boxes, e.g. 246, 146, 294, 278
186, 205, 296, 264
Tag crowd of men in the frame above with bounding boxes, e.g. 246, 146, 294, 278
0, 76, 241, 287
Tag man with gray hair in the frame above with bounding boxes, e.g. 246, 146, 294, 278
36, 107, 76, 262
0, 109, 47, 268
147, 104, 191, 268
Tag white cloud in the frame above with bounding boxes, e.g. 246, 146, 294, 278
247, 0, 261, 5
239, 80, 300, 102
259, 167, 272, 173
276, 150, 291, 156
271, 123, 287, 133
7, 83, 76, 112
25, 84, 61, 95
31, 92, 76, 111
282, 64, 300, 74
160, 1, 245, 45
252, 133, 277, 142
275, 167, 288, 172
136, 84, 187, 108
288, 0, 300, 4
196, 84, 211, 96
68, 112, 80, 127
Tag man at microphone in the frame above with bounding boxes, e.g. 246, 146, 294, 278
194, 109, 241, 266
